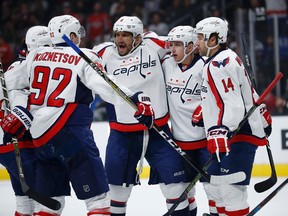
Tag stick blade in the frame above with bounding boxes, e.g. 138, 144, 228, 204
254, 175, 277, 193
20, 179, 61, 210
26, 188, 61, 210
210, 171, 246, 185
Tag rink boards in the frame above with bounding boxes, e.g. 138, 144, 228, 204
1, 116, 288, 180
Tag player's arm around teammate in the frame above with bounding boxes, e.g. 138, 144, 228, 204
93, 16, 191, 216
1, 15, 154, 216
195, 17, 268, 216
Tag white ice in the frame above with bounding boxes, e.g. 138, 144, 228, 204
0, 177, 287, 215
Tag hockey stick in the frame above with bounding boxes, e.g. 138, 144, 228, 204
229, 72, 283, 138
62, 34, 245, 185
0, 60, 61, 210
247, 178, 288, 216
163, 72, 283, 216
163, 158, 213, 216
241, 32, 277, 193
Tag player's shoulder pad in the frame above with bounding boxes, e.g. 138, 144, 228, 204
142, 31, 168, 42
224, 48, 244, 67
209, 49, 236, 69
7, 60, 22, 71
81, 48, 102, 60
5, 59, 27, 75
143, 31, 159, 39
93, 42, 114, 56
142, 31, 168, 41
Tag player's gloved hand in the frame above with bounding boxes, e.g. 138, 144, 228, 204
131, 91, 154, 129
207, 125, 230, 162
192, 105, 204, 127
0, 106, 33, 138
259, 103, 272, 137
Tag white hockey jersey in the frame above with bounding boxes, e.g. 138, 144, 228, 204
4, 46, 131, 146
0, 60, 34, 151
201, 48, 267, 146
162, 54, 207, 150
4, 60, 30, 109
0, 84, 5, 148
93, 35, 169, 131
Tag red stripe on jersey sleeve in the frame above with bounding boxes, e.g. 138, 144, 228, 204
98, 48, 106, 57
207, 67, 224, 125
149, 38, 166, 49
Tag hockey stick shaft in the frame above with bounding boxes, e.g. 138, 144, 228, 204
247, 178, 288, 216
0, 60, 61, 210
163, 72, 282, 215
163, 158, 213, 216
63, 35, 246, 185
229, 72, 283, 139
241, 32, 277, 193
241, 33, 258, 90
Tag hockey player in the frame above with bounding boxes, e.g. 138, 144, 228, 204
93, 16, 190, 216
195, 17, 270, 215
0, 25, 52, 216
1, 15, 154, 216
162, 25, 210, 216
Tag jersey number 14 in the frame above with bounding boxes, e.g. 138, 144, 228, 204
221, 77, 234, 93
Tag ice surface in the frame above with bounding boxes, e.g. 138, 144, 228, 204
0, 177, 287, 215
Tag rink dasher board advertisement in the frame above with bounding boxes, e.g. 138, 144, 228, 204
1, 116, 288, 180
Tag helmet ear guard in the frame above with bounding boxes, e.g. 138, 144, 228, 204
196, 17, 228, 44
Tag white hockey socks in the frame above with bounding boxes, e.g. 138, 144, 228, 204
15, 195, 34, 215
85, 192, 110, 216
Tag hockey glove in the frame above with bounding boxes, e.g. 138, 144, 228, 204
131, 91, 154, 129
192, 105, 204, 127
207, 125, 230, 162
259, 103, 272, 137
1, 106, 33, 138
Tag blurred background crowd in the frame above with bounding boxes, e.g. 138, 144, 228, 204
0, 0, 287, 118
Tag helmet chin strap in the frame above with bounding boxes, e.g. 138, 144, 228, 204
204, 41, 219, 57
76, 38, 81, 47
128, 36, 141, 54
176, 45, 197, 64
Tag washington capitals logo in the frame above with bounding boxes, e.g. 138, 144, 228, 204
212, 57, 230, 68
37, 30, 49, 37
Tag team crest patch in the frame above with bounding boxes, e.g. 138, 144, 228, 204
212, 57, 230, 68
